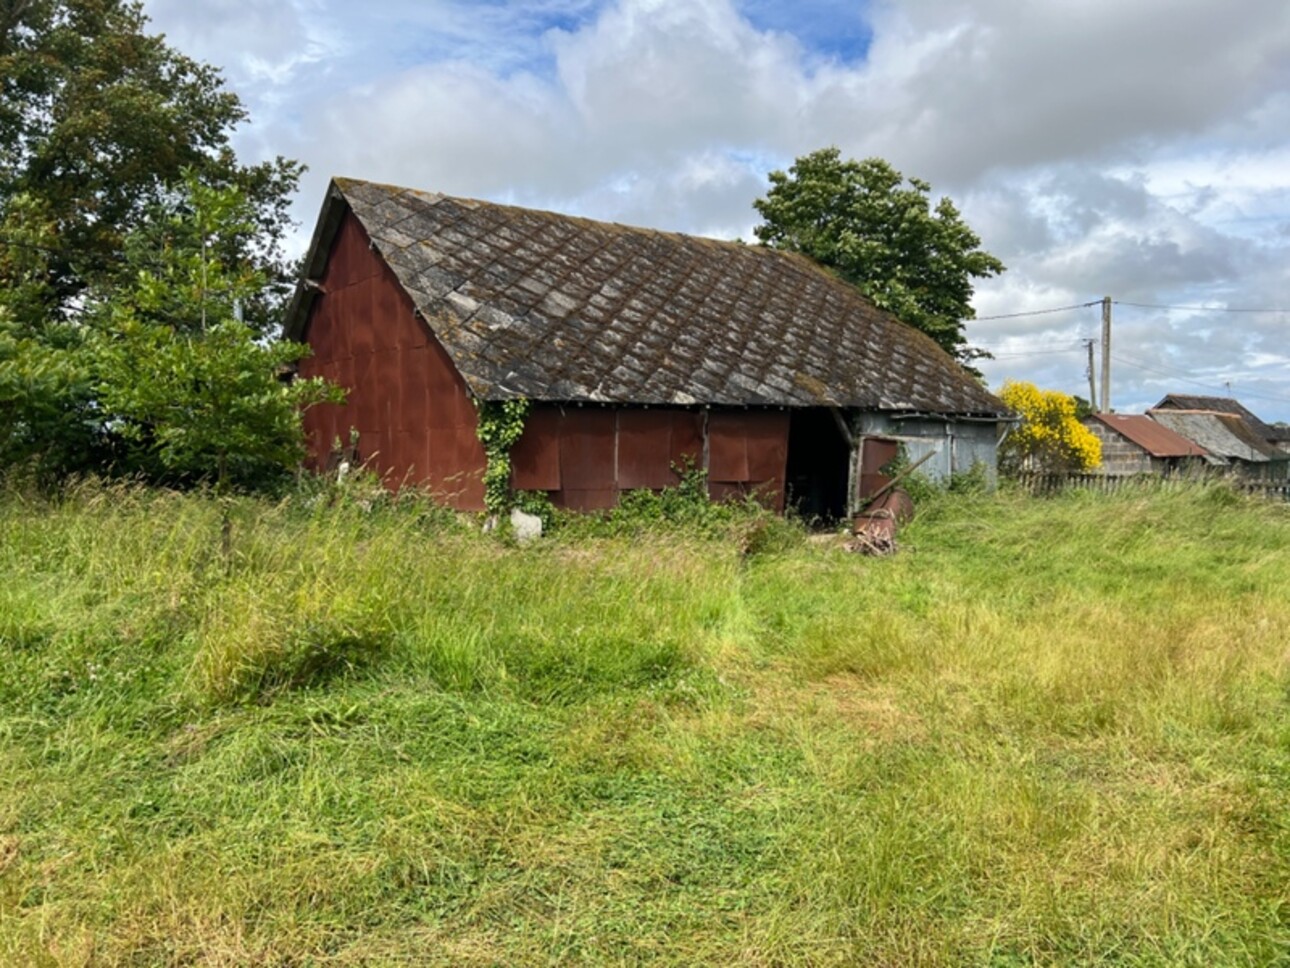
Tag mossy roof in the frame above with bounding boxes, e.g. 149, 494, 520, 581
284, 177, 1008, 416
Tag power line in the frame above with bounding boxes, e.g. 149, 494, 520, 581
1111, 353, 1290, 406
974, 336, 1091, 350
987, 347, 1085, 359
973, 300, 1101, 321
1114, 300, 1290, 314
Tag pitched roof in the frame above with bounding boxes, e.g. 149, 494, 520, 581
1147, 409, 1284, 463
1153, 394, 1289, 442
284, 178, 1008, 416
1087, 413, 1209, 458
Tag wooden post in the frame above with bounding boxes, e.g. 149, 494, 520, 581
1085, 339, 1097, 408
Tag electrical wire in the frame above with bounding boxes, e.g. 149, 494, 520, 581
1114, 300, 1290, 314
1111, 353, 1290, 406
973, 301, 1101, 321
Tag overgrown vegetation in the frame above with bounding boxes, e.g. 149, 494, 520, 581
1, 479, 1286, 964
475, 398, 532, 515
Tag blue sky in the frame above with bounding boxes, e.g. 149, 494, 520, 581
143, 0, 1290, 421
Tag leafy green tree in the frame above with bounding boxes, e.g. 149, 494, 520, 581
752, 147, 1004, 367
90, 177, 342, 492
0, 0, 301, 334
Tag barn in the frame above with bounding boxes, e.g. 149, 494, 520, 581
283, 178, 1010, 517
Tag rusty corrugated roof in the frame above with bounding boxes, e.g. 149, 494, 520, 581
285, 178, 1008, 416
1089, 413, 1209, 458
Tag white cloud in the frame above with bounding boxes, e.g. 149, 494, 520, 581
141, 0, 1290, 420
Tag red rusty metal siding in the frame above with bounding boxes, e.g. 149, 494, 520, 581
706, 410, 790, 512
299, 212, 487, 509
510, 407, 562, 491
616, 410, 676, 489
858, 437, 899, 499
557, 409, 618, 511
508, 405, 788, 513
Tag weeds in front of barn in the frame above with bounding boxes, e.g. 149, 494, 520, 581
1, 479, 1287, 965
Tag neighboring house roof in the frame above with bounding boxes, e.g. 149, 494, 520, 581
1147, 409, 1284, 463
1087, 413, 1209, 458
284, 178, 1009, 416
1153, 394, 1290, 443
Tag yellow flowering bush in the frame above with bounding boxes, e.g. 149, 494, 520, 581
997, 381, 1102, 474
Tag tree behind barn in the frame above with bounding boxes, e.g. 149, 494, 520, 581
752, 148, 1003, 369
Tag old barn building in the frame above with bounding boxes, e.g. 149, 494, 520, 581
283, 178, 1010, 516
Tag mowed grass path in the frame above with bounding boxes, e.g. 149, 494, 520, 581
1, 483, 1287, 965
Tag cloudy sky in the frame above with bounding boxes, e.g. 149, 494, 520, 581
142, 0, 1290, 421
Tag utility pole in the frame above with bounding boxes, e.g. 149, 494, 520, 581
1084, 339, 1097, 408
1099, 296, 1112, 412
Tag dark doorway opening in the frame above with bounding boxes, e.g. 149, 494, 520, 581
785, 409, 851, 525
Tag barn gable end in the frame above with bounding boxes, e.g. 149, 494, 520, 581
298, 211, 487, 508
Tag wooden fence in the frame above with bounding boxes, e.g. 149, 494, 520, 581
1010, 472, 1290, 502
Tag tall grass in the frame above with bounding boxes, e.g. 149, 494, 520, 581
1, 479, 1287, 964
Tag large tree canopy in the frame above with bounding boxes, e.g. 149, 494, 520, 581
0, 0, 301, 334
0, 0, 331, 488
752, 148, 1004, 367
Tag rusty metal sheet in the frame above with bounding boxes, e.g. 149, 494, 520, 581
426, 429, 486, 507
558, 488, 618, 512
347, 280, 380, 358
559, 409, 617, 491
616, 409, 676, 490
323, 213, 382, 292
371, 270, 405, 352
396, 377, 429, 434
422, 340, 467, 429
392, 287, 430, 351
858, 437, 899, 499
305, 299, 334, 361
707, 411, 751, 482
311, 295, 350, 361
668, 411, 704, 475
352, 374, 383, 437
745, 411, 790, 483
511, 407, 562, 491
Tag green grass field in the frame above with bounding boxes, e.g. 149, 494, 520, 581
1, 481, 1287, 965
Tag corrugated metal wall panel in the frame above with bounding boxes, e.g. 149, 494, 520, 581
745, 412, 790, 482
707, 412, 750, 482
511, 407, 562, 491
559, 410, 617, 491
301, 211, 488, 509
617, 410, 676, 489
669, 412, 705, 473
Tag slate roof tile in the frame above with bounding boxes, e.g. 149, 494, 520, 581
287, 178, 1009, 415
